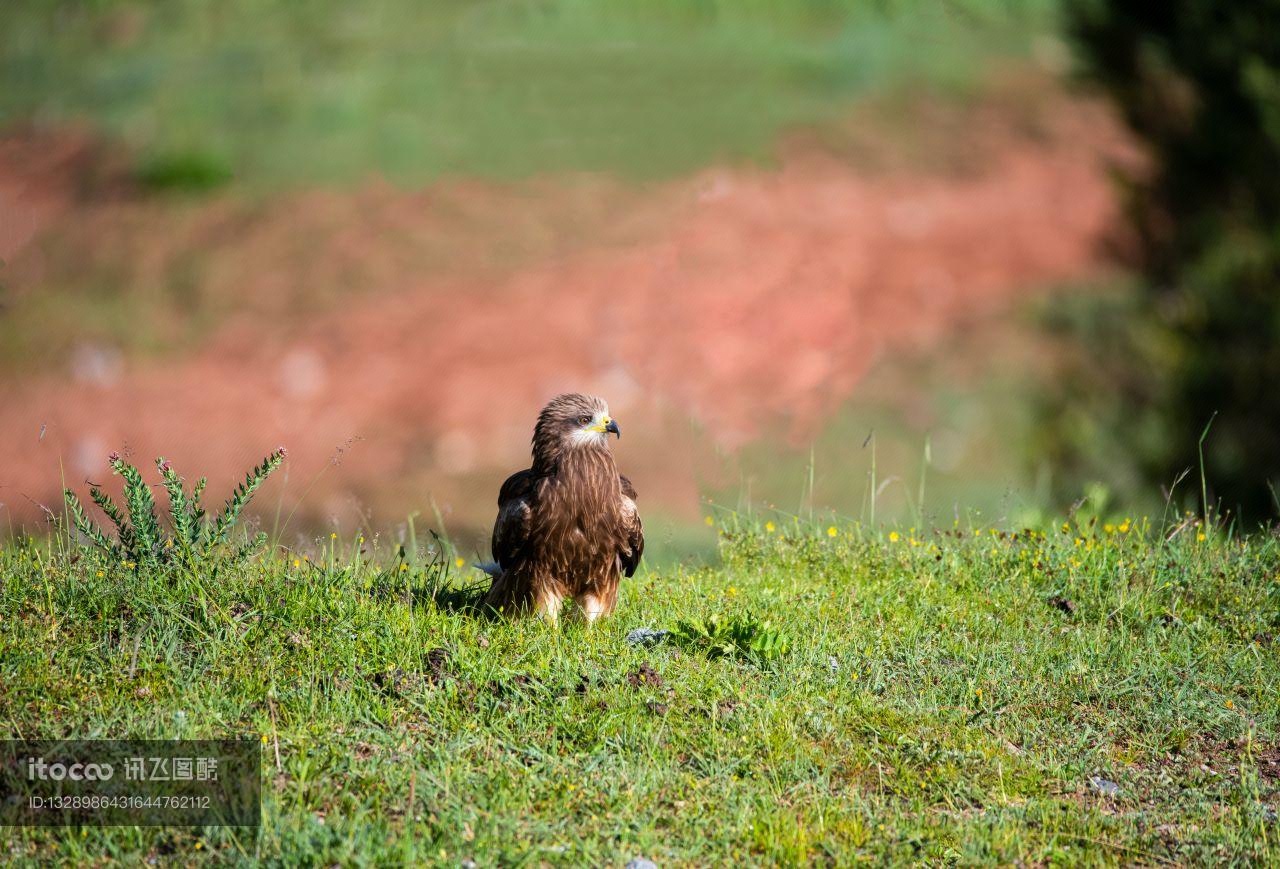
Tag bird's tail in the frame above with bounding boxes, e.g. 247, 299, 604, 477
476, 561, 512, 612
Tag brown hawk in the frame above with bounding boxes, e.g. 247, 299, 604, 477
482, 393, 643, 622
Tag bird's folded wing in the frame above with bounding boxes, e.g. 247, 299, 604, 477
493, 469, 536, 571
618, 474, 644, 577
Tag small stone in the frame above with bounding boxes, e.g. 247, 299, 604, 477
626, 859, 658, 869
827, 655, 839, 673
1088, 776, 1121, 797
626, 628, 669, 647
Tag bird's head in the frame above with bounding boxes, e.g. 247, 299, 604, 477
532, 393, 620, 466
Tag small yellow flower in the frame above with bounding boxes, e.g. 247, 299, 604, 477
1118, 520, 1130, 533
1225, 699, 1235, 710
1197, 532, 1207, 542
399, 564, 408, 572
96, 570, 104, 578
889, 531, 900, 543
975, 688, 983, 700
454, 557, 465, 569
1104, 523, 1115, 534
827, 526, 837, 538
260, 734, 269, 743
292, 559, 301, 568
704, 516, 714, 527
726, 586, 738, 597
330, 532, 338, 540
765, 521, 776, 533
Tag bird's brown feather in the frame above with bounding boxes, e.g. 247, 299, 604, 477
484, 394, 643, 620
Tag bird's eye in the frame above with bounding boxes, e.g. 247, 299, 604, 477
577, 415, 591, 426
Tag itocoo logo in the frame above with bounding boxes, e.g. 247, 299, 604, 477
25, 757, 114, 781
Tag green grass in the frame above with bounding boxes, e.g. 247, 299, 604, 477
1, 0, 1057, 187
2, 515, 1278, 864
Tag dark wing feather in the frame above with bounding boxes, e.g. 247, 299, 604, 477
492, 469, 536, 571
618, 474, 644, 577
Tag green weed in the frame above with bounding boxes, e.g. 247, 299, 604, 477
62, 447, 285, 568
671, 612, 789, 663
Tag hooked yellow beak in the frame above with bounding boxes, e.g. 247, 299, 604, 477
589, 415, 621, 438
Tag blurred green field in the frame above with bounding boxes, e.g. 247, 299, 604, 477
699, 289, 1128, 537
2, 0, 1058, 187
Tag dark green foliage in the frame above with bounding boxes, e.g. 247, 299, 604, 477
62, 447, 285, 567
134, 149, 232, 192
1054, 0, 1280, 521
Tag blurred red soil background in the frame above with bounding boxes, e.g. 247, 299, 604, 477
0, 80, 1134, 547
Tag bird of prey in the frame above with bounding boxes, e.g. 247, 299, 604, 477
482, 393, 643, 622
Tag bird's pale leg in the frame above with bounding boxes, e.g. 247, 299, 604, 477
576, 594, 607, 624
533, 589, 563, 625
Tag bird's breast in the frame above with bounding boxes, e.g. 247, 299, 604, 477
533, 458, 623, 563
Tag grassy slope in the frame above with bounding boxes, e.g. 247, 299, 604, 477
1, 0, 1056, 187
2, 519, 1277, 865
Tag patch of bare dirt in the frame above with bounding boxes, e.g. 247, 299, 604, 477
0, 123, 135, 262
626, 663, 664, 689
0, 82, 1136, 532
